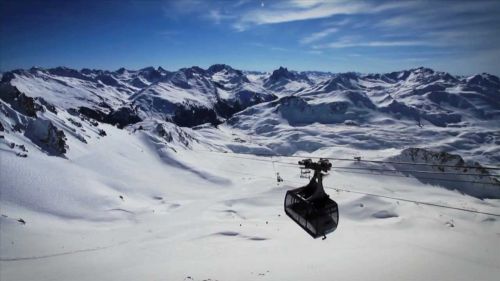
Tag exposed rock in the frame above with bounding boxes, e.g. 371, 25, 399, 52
36, 97, 57, 114
106, 107, 142, 129
25, 118, 67, 155
0, 84, 43, 117
390, 148, 500, 199
78, 106, 141, 129
172, 106, 220, 127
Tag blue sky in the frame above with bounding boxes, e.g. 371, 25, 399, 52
1, 0, 500, 75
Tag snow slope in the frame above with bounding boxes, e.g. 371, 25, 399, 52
1, 65, 500, 281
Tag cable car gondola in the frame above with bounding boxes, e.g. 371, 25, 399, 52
284, 158, 339, 239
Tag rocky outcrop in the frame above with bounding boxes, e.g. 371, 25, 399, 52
24, 118, 67, 156
390, 148, 500, 199
0, 84, 43, 117
78, 106, 142, 129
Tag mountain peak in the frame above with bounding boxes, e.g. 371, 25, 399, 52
267, 66, 310, 83
208, 64, 233, 72
410, 66, 435, 74
115, 67, 127, 74
139, 66, 156, 72
269, 66, 291, 80
207, 64, 246, 78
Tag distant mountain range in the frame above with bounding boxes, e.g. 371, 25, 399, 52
1, 64, 499, 163
2, 64, 499, 128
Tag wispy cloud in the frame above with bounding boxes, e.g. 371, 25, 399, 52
313, 37, 440, 49
234, 0, 420, 30
207, 9, 235, 24
248, 42, 289, 52
158, 0, 500, 74
300, 27, 338, 44
235, 1, 370, 30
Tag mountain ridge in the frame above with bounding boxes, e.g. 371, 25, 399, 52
1, 64, 499, 163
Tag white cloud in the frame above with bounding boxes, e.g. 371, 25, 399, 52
232, 0, 418, 31
314, 38, 439, 49
300, 27, 338, 44
238, 1, 368, 27
288, 0, 333, 8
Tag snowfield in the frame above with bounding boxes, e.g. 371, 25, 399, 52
1, 65, 499, 281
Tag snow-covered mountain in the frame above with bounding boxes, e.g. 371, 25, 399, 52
1, 64, 500, 281
1, 64, 499, 162
1, 64, 276, 128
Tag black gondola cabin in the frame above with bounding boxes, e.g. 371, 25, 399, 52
284, 159, 339, 239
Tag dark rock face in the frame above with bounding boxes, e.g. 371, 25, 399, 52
172, 106, 220, 127
466, 74, 500, 90
36, 97, 57, 114
107, 107, 142, 129
24, 118, 67, 156
215, 100, 243, 119
47, 67, 91, 81
0, 72, 16, 83
214, 90, 275, 119
138, 67, 165, 83
208, 64, 249, 83
0, 84, 43, 117
155, 124, 173, 142
130, 77, 148, 88
78, 106, 142, 128
78, 107, 108, 122
95, 74, 120, 87
268, 67, 296, 82
343, 91, 376, 109
264, 66, 311, 90
380, 100, 420, 121
208, 64, 239, 75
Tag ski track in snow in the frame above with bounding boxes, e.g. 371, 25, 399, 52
0, 240, 131, 262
